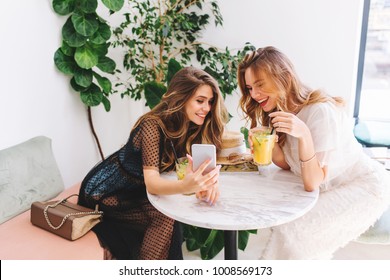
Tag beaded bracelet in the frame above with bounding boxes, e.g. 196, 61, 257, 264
300, 154, 317, 168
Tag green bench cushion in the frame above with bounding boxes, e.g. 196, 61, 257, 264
354, 121, 390, 147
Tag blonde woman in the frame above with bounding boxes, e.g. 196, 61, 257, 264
78, 67, 229, 260
238, 46, 390, 259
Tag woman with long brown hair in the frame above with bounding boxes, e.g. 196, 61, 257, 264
238, 46, 390, 259
78, 67, 229, 260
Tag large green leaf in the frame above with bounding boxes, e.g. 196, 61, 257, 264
144, 81, 167, 109
54, 48, 77, 75
183, 225, 211, 251
61, 40, 75, 56
52, 0, 75, 16
101, 95, 111, 112
167, 58, 182, 85
93, 72, 112, 93
62, 17, 87, 47
79, 0, 98, 14
74, 68, 93, 87
71, 13, 99, 37
238, 230, 257, 251
91, 42, 109, 57
70, 77, 88, 92
90, 22, 111, 44
238, 231, 249, 251
96, 56, 116, 73
75, 43, 99, 69
200, 230, 224, 260
101, 0, 124, 12
80, 83, 103, 106
185, 235, 201, 252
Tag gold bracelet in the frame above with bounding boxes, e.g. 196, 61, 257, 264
300, 154, 317, 168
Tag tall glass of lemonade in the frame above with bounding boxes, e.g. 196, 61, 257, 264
175, 157, 194, 195
175, 157, 188, 180
250, 127, 275, 175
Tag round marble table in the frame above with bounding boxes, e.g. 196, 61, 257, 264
147, 166, 319, 259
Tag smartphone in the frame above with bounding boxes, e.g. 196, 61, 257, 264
191, 144, 216, 174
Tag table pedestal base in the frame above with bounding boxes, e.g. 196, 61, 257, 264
224, 230, 237, 260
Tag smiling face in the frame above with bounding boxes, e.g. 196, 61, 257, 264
244, 67, 278, 112
184, 84, 214, 125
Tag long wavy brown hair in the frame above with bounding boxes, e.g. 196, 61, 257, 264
238, 46, 344, 146
134, 66, 229, 171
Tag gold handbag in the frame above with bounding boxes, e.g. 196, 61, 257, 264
31, 194, 103, 241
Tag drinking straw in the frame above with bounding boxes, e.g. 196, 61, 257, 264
269, 109, 280, 135
170, 140, 179, 164
268, 117, 275, 135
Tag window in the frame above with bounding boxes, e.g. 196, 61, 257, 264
355, 0, 390, 121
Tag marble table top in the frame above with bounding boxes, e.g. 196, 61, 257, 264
147, 166, 319, 231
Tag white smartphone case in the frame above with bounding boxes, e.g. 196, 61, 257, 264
191, 144, 216, 174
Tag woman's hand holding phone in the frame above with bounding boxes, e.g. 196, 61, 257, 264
182, 154, 221, 205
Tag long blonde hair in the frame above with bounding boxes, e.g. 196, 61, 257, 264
238, 46, 344, 145
134, 66, 229, 171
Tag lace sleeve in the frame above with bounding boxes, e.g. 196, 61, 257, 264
139, 119, 162, 170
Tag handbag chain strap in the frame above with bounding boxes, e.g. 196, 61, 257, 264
43, 194, 103, 230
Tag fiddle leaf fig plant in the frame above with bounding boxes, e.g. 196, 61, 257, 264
52, 0, 125, 159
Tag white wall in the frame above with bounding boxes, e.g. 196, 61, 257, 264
0, 0, 363, 187
0, 0, 145, 188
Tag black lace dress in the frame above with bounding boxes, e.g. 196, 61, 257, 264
78, 118, 183, 260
